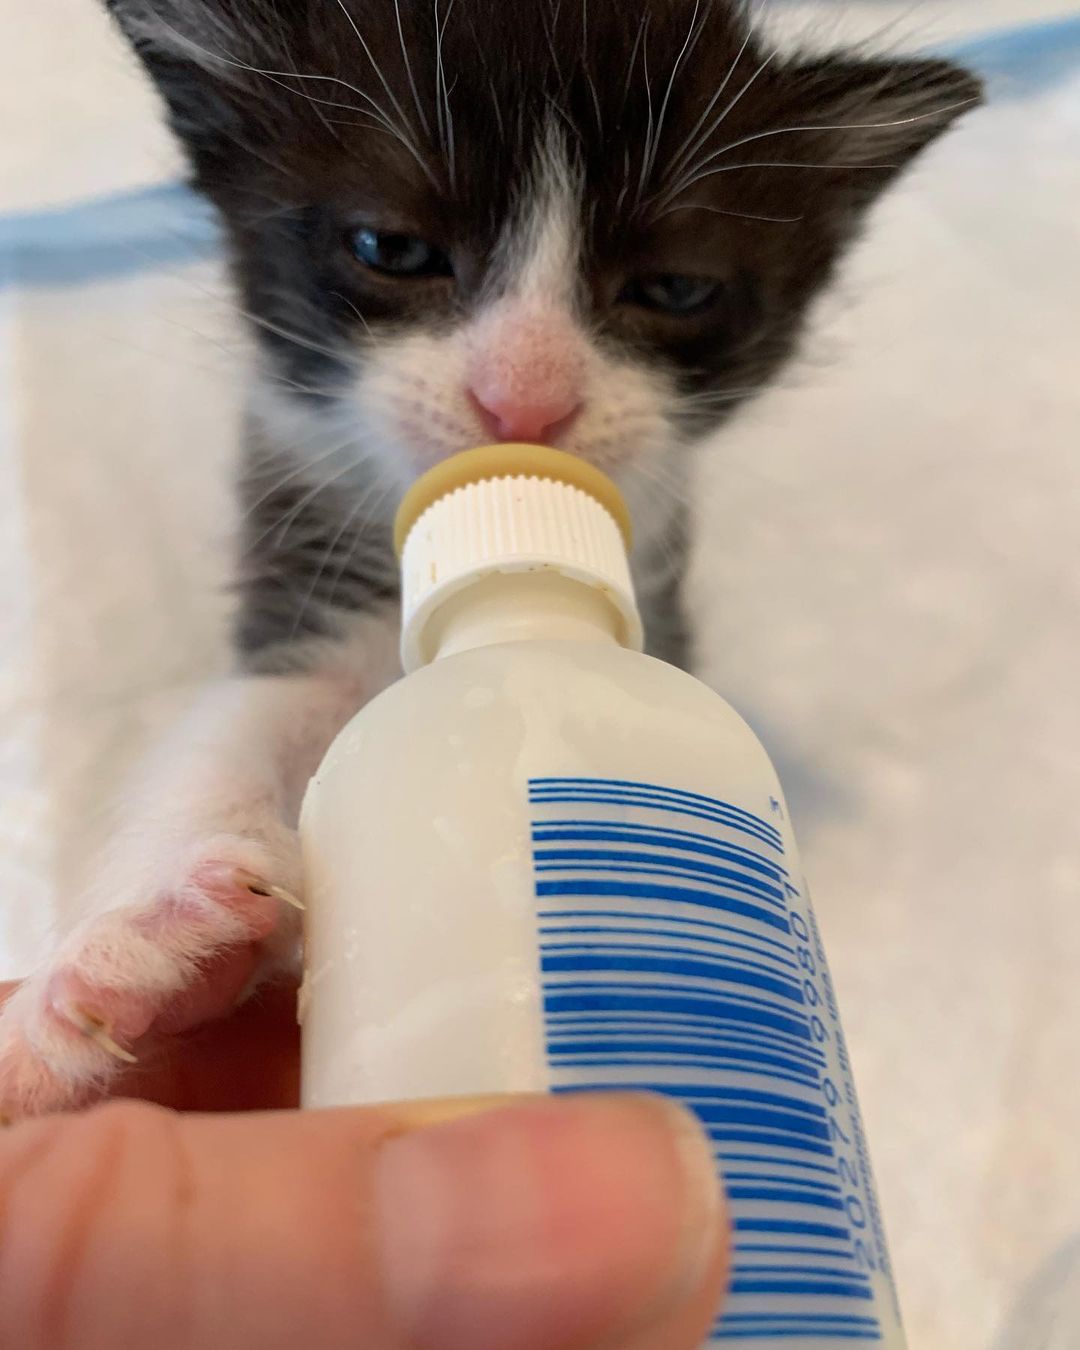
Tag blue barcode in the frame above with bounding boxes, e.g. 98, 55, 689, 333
529, 777, 883, 1345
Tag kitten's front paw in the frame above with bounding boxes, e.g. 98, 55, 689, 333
0, 830, 303, 1121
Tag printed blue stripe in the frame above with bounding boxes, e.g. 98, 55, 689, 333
530, 777, 783, 841
544, 1005, 820, 1044
722, 1155, 838, 1177
541, 947, 803, 1002
542, 984, 813, 1041
596, 1080, 827, 1119
546, 975, 800, 1024
548, 1032, 820, 1079
529, 781, 782, 842
553, 1061, 817, 1091
546, 1032, 818, 1072
536, 851, 786, 906
712, 1328, 880, 1339
547, 1028, 818, 1080
734, 1264, 868, 1281
541, 906, 796, 959
546, 1017, 824, 1068
533, 824, 786, 882
530, 790, 780, 850
541, 922, 797, 976
730, 1278, 874, 1300
537, 878, 792, 932
538, 865, 787, 916
720, 1315, 880, 1326
679, 1103, 831, 1143
544, 1011, 825, 1066
737, 1245, 855, 1259
726, 1170, 840, 1191
717, 1320, 880, 1327
707, 1130, 835, 1158
734, 1219, 851, 1240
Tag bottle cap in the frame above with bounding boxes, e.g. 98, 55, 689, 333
395, 444, 643, 672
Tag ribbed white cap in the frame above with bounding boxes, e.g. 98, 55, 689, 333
399, 472, 643, 672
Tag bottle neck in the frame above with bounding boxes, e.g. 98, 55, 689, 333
427, 570, 623, 664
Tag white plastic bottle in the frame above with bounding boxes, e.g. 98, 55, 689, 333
299, 444, 905, 1349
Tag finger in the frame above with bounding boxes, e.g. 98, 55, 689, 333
0, 1092, 729, 1350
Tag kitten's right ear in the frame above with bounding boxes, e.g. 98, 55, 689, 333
102, 0, 269, 174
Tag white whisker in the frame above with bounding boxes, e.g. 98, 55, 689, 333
289, 479, 394, 638
580, 0, 603, 131
432, 0, 457, 190
662, 14, 758, 184
393, 0, 431, 138
620, 10, 650, 118
243, 439, 357, 531
652, 201, 803, 224
665, 95, 980, 202
241, 312, 349, 363
148, 15, 408, 143
252, 456, 362, 551
635, 20, 655, 205
321, 484, 396, 614
329, 292, 374, 338
330, 0, 412, 135
653, 46, 780, 211
641, 0, 703, 192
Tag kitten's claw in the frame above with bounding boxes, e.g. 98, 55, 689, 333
66, 1005, 139, 1064
237, 869, 305, 911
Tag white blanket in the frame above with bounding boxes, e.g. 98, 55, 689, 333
1, 5, 1078, 1346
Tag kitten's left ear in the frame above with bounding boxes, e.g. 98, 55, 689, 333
778, 52, 984, 197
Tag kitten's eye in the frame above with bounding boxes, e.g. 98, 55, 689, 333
618, 274, 723, 316
348, 228, 452, 278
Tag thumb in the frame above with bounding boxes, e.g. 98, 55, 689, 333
0, 1092, 728, 1350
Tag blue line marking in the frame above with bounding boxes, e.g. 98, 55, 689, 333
726, 1185, 845, 1211
734, 1219, 851, 1240
531, 790, 781, 850
541, 947, 804, 1002
536, 853, 787, 907
726, 1170, 841, 1192
541, 922, 797, 976
737, 1245, 856, 1260
537, 878, 793, 933
530, 777, 783, 840
541, 906, 796, 958
729, 1278, 874, 1300
533, 824, 786, 882
734, 1264, 869, 1281
721, 1154, 838, 1176
597, 1081, 827, 1118
542, 984, 814, 1040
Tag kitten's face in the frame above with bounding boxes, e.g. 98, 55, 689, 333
111, 0, 979, 502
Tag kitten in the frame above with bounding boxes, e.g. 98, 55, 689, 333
0, 0, 979, 1116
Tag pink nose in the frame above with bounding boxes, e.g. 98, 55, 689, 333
468, 384, 582, 444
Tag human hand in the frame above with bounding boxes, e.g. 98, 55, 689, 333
0, 979, 729, 1349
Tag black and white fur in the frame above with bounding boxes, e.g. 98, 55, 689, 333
0, 0, 980, 1115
